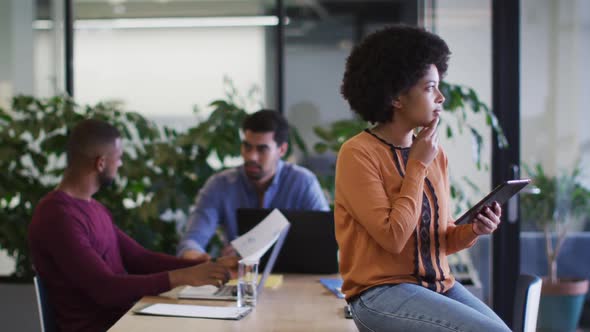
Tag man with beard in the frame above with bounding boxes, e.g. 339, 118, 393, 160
28, 119, 237, 332
177, 109, 329, 259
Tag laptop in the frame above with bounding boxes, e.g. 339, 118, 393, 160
237, 209, 339, 274
178, 225, 289, 301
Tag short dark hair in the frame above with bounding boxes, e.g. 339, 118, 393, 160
242, 109, 290, 145
66, 119, 121, 165
341, 24, 450, 123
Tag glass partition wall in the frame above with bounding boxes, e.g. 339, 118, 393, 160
70, 0, 277, 129
422, 0, 494, 307
66, 0, 419, 132
520, 0, 590, 329
283, 0, 417, 152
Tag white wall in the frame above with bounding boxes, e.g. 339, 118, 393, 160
0, 0, 35, 104
11, 0, 35, 95
284, 45, 351, 151
0, 0, 13, 106
35, 30, 58, 98
73, 27, 266, 124
0, 250, 15, 275
0, 0, 35, 275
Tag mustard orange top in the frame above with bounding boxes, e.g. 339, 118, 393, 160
334, 130, 478, 300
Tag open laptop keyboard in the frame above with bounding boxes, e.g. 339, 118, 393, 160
214, 285, 237, 296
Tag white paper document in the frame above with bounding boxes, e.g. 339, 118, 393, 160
230, 208, 290, 261
178, 285, 219, 297
136, 303, 252, 320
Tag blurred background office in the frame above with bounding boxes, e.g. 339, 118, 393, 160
1, 0, 589, 331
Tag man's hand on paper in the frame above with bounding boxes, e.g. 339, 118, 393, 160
168, 262, 231, 288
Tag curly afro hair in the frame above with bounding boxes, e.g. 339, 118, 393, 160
341, 25, 450, 123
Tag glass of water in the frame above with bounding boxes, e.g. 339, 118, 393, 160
237, 259, 259, 307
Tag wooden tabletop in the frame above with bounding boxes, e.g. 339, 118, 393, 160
108, 274, 357, 332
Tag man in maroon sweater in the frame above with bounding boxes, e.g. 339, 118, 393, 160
28, 119, 237, 332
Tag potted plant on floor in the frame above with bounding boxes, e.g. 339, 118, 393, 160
521, 163, 590, 332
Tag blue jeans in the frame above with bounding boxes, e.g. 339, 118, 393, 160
350, 282, 511, 332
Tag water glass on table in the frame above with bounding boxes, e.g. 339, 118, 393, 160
237, 259, 259, 307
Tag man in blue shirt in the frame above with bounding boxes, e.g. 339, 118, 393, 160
177, 110, 329, 259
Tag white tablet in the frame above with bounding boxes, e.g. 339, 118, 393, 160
454, 179, 531, 225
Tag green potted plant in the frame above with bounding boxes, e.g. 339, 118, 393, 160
0, 94, 207, 330
0, 78, 310, 280
0, 95, 193, 280
521, 163, 590, 332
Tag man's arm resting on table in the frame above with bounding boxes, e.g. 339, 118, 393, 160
116, 228, 209, 273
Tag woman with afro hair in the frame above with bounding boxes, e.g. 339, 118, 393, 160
334, 25, 511, 331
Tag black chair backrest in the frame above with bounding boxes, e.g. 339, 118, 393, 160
33, 276, 58, 332
512, 274, 542, 332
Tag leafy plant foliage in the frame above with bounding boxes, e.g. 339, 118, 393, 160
521, 163, 590, 282
0, 96, 191, 279
0, 78, 307, 279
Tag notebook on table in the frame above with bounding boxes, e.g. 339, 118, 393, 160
135, 303, 252, 320
320, 278, 345, 299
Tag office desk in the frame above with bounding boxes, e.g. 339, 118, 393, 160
108, 274, 357, 332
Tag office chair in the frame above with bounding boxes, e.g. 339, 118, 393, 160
512, 274, 542, 332
33, 276, 58, 332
